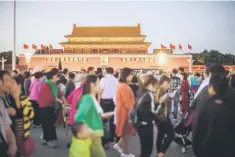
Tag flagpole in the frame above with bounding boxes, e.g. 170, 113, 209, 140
12, 0, 16, 70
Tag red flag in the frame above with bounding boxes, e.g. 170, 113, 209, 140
169, 44, 175, 50
32, 44, 37, 50
179, 44, 182, 50
188, 44, 192, 50
41, 44, 46, 49
49, 44, 53, 50
161, 44, 167, 49
23, 44, 29, 49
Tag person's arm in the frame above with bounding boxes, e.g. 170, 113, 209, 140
74, 96, 92, 122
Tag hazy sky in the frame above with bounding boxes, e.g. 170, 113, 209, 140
0, 1, 235, 54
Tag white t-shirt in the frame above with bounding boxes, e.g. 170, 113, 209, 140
100, 74, 118, 104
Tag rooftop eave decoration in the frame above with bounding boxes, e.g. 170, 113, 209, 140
62, 44, 149, 49
66, 37, 146, 43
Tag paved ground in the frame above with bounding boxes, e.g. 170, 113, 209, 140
31, 126, 194, 157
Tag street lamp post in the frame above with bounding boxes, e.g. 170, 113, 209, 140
0, 56, 7, 70
12, 0, 16, 70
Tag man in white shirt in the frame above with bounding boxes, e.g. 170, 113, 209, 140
100, 67, 118, 145
194, 66, 210, 99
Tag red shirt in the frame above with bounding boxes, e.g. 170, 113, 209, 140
39, 82, 63, 108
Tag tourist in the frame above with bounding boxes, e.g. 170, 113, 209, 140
13, 76, 35, 157
135, 75, 158, 157
11, 70, 18, 78
190, 73, 201, 95
115, 68, 135, 157
193, 65, 211, 99
192, 64, 235, 156
87, 67, 96, 75
23, 71, 31, 97
65, 72, 76, 98
100, 67, 118, 146
129, 75, 139, 98
155, 75, 174, 157
96, 67, 104, 79
74, 75, 106, 157
192, 74, 234, 157
38, 68, 64, 148
180, 73, 190, 114
230, 74, 235, 88
0, 70, 17, 157
69, 122, 92, 157
170, 69, 181, 123
29, 71, 43, 128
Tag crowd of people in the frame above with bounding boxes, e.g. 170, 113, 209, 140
1, 64, 235, 157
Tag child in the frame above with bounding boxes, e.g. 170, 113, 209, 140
69, 122, 92, 157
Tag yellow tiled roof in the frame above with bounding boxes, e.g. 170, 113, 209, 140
70, 24, 142, 37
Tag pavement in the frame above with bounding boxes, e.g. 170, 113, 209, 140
31, 125, 194, 157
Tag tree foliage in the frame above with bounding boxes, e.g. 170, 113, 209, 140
189, 49, 235, 65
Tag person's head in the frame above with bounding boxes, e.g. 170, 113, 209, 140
81, 69, 86, 74
131, 75, 138, 84
141, 75, 158, 93
23, 71, 31, 79
34, 71, 43, 80
208, 64, 225, 77
178, 67, 184, 74
58, 76, 67, 85
11, 70, 18, 77
83, 75, 100, 95
171, 69, 178, 76
87, 67, 95, 75
79, 74, 87, 84
182, 73, 188, 80
0, 70, 13, 94
208, 74, 229, 99
13, 74, 25, 94
96, 68, 102, 74
231, 74, 235, 88
71, 122, 90, 139
68, 72, 75, 80
63, 68, 69, 75
159, 75, 171, 91
119, 68, 133, 83
194, 73, 200, 78
106, 67, 114, 75
46, 68, 59, 83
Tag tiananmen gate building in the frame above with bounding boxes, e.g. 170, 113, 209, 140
18, 24, 193, 71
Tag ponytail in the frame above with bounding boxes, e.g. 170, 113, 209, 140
209, 74, 229, 99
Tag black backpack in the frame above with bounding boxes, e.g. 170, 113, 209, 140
129, 93, 148, 128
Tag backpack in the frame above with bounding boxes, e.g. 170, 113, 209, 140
129, 93, 148, 128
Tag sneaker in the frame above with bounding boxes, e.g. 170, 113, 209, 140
41, 139, 47, 145
121, 153, 135, 157
113, 143, 123, 154
40, 133, 43, 139
47, 141, 57, 148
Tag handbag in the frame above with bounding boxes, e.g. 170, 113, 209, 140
17, 137, 35, 157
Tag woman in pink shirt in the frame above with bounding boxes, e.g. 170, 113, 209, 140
29, 71, 43, 127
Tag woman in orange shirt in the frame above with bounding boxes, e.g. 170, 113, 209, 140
114, 68, 135, 157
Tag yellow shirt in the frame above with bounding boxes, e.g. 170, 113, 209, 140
69, 137, 92, 157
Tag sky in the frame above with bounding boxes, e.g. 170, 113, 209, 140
0, 1, 235, 54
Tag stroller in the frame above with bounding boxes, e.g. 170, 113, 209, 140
173, 107, 194, 154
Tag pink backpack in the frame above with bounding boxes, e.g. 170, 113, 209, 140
66, 86, 83, 125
